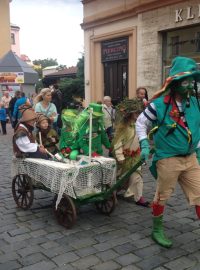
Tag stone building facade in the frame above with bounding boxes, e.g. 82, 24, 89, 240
81, 0, 200, 105
0, 0, 12, 59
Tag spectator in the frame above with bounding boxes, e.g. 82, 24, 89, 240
1, 91, 11, 120
9, 90, 21, 128
29, 92, 37, 106
13, 92, 31, 127
50, 84, 62, 129
102, 96, 115, 141
136, 87, 148, 106
34, 88, 58, 124
0, 102, 7, 135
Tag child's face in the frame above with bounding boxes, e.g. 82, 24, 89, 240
137, 89, 146, 99
40, 119, 49, 129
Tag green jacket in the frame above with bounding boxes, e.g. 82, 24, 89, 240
151, 95, 200, 162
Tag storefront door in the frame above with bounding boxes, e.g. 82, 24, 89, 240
104, 60, 128, 104
102, 37, 128, 105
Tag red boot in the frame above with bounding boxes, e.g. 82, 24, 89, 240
195, 205, 200, 219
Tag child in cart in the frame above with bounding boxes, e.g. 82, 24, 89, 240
13, 105, 48, 159
112, 98, 149, 207
36, 113, 59, 155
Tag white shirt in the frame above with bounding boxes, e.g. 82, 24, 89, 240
102, 104, 115, 129
15, 124, 38, 153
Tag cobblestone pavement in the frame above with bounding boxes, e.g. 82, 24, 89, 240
0, 125, 200, 270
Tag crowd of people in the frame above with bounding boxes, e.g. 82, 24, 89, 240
2, 56, 200, 249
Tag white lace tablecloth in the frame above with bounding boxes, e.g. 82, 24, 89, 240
11, 156, 116, 208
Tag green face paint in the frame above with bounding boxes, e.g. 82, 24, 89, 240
176, 77, 195, 97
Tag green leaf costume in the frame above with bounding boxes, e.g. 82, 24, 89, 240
59, 109, 79, 160
77, 104, 110, 155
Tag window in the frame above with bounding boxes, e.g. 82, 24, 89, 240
171, 36, 179, 56
11, 33, 15, 45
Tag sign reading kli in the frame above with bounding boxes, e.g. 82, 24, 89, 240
175, 5, 200, 22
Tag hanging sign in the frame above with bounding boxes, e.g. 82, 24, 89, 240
102, 37, 128, 62
0, 72, 24, 83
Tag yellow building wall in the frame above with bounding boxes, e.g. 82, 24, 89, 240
0, 0, 11, 59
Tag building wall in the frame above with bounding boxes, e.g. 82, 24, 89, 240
83, 11, 138, 104
137, 0, 200, 95
82, 0, 200, 103
0, 0, 11, 59
11, 26, 20, 57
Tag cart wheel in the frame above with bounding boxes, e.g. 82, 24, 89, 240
95, 192, 117, 215
53, 195, 77, 229
12, 174, 34, 210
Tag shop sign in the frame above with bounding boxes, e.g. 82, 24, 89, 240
175, 5, 200, 22
0, 72, 24, 83
102, 37, 128, 62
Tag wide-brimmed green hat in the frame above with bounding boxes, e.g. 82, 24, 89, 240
152, 56, 200, 99
87, 103, 104, 117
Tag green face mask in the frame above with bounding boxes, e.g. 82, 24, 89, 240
176, 77, 195, 97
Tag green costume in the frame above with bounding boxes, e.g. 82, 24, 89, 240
77, 103, 110, 156
112, 98, 144, 173
59, 109, 79, 160
136, 56, 200, 248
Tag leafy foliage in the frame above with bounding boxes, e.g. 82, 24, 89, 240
58, 55, 85, 107
33, 58, 58, 68
33, 58, 58, 79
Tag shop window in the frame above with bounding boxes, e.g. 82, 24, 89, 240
11, 33, 15, 45
171, 36, 179, 56
162, 25, 200, 81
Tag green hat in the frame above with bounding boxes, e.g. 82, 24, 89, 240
87, 103, 104, 117
152, 56, 200, 99
168, 56, 200, 82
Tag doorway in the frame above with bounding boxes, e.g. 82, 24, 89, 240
104, 60, 128, 104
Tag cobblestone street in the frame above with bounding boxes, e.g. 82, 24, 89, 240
0, 124, 200, 270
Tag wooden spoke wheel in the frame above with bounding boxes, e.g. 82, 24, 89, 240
12, 174, 34, 210
53, 195, 77, 229
95, 192, 117, 215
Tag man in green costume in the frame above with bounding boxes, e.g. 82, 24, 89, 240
136, 56, 200, 248
77, 103, 110, 156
